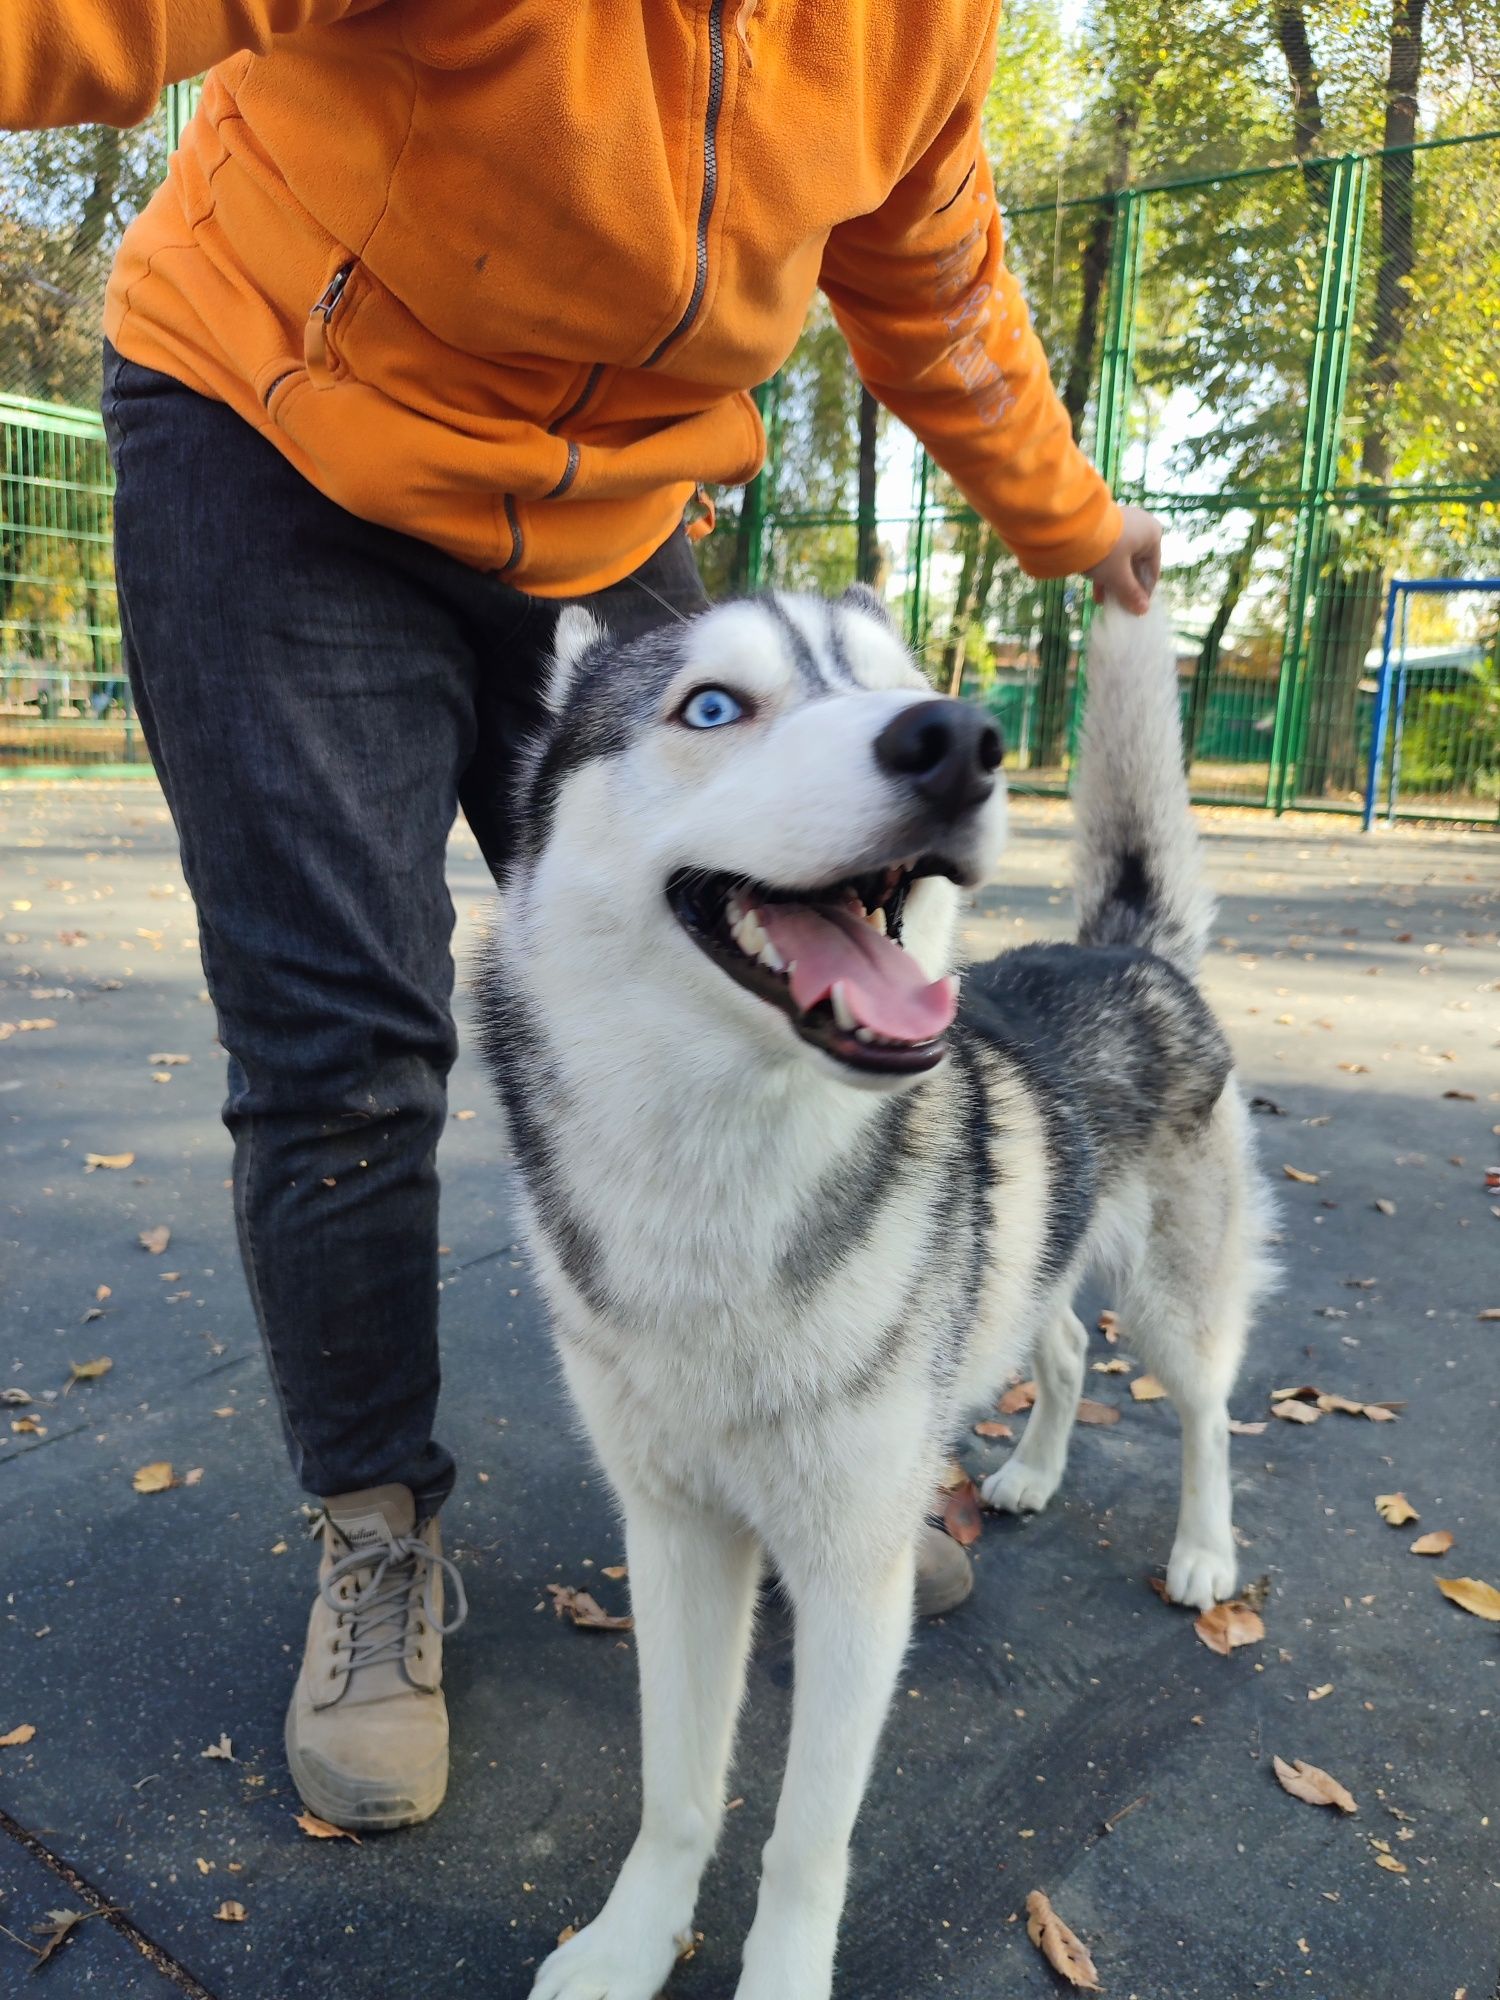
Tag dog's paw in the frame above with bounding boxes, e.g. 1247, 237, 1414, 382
530, 1918, 685, 2000
1165, 1540, 1238, 1613
981, 1457, 1061, 1515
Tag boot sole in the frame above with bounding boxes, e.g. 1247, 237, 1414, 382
284, 1716, 449, 1833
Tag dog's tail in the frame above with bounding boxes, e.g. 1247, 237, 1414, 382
1071, 599, 1214, 978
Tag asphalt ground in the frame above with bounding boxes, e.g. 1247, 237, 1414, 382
2, 780, 1497, 2000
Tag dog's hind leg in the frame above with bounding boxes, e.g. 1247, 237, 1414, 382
1124, 1274, 1245, 1613
531, 1492, 761, 2000
1118, 1130, 1259, 1611
734, 1537, 916, 2000
980, 1304, 1088, 1516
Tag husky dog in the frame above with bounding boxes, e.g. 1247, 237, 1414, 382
481, 590, 1267, 2000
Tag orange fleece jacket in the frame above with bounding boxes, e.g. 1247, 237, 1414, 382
1, 0, 1121, 596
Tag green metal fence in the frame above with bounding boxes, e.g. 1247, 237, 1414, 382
2, 105, 1497, 816
748, 130, 1500, 823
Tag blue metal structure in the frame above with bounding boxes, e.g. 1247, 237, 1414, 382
1363, 579, 1500, 829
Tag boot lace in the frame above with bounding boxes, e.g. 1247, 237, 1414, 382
319, 1529, 468, 1675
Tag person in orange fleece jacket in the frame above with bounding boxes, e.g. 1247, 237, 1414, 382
3, 0, 1161, 1836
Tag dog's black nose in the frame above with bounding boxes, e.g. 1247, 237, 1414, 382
873, 699, 1003, 818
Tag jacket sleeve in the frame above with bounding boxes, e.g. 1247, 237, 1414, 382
820, 39, 1121, 580
0, 0, 374, 130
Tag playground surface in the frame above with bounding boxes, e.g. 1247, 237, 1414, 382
2, 780, 1497, 2000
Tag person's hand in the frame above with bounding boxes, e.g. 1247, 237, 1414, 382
1084, 504, 1162, 615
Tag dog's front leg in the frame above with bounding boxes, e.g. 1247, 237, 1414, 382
734, 1540, 916, 2000
531, 1491, 761, 2000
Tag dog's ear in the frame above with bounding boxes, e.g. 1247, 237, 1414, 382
839, 582, 893, 631
546, 606, 607, 714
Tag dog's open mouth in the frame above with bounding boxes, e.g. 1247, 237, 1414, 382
666, 860, 959, 1074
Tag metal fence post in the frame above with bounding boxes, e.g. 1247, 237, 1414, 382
1267, 155, 1368, 811
1066, 186, 1144, 765
1361, 580, 1402, 829
1092, 187, 1144, 492
907, 448, 930, 651
743, 382, 771, 590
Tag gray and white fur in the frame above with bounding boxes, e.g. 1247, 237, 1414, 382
479, 591, 1270, 2000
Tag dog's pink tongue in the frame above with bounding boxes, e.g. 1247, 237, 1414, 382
756, 902, 957, 1044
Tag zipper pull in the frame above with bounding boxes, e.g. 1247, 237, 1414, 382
310, 263, 353, 322
306, 263, 353, 379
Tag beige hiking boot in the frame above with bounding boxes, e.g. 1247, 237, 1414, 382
285, 1484, 466, 1832
916, 1522, 974, 1617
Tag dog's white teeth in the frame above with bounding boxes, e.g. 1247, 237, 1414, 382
731, 907, 767, 956
866, 906, 887, 935
830, 982, 857, 1032
854, 1027, 876, 1044
758, 939, 785, 972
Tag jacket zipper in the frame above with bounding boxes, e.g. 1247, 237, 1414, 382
311, 263, 353, 325
512, 0, 729, 568
306, 262, 355, 377
643, 0, 728, 367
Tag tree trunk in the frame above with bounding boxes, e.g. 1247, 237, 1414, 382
855, 387, 879, 584
1361, 0, 1425, 485
1278, 0, 1424, 799
1184, 514, 1270, 769
1272, 0, 1331, 215
1297, 563, 1385, 796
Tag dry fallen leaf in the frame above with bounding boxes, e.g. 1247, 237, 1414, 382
556, 1925, 578, 1947
1075, 1399, 1121, 1426
547, 1583, 634, 1632
138, 1225, 171, 1255
1374, 1852, 1408, 1874
1273, 1756, 1357, 1814
939, 1476, 983, 1545
600, 1565, 628, 1581
1271, 1399, 1321, 1425
66, 1356, 112, 1389
1096, 1309, 1120, 1342
214, 1901, 248, 1923
1130, 1374, 1168, 1402
201, 1735, 235, 1760
1478, 1308, 1500, 1322
1282, 1164, 1320, 1184
1375, 1492, 1419, 1526
1308, 1683, 1333, 1701
32, 1909, 98, 1968
0, 1723, 37, 1747
1436, 1577, 1500, 1622
1373, 1198, 1396, 1217
1228, 1419, 1268, 1436
997, 1379, 1037, 1414
84, 1151, 135, 1172
972, 1418, 1014, 1440
184, 1467, 204, 1486
0, 1387, 31, 1407
1024, 1891, 1100, 1992
1410, 1531, 1454, 1557
1194, 1601, 1265, 1656
149, 1052, 191, 1065
294, 1810, 362, 1843
131, 1461, 178, 1494
1092, 1358, 1131, 1375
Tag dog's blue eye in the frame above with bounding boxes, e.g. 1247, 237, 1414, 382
680, 688, 744, 730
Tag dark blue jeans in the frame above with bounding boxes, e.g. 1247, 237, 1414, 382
103, 342, 708, 1516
